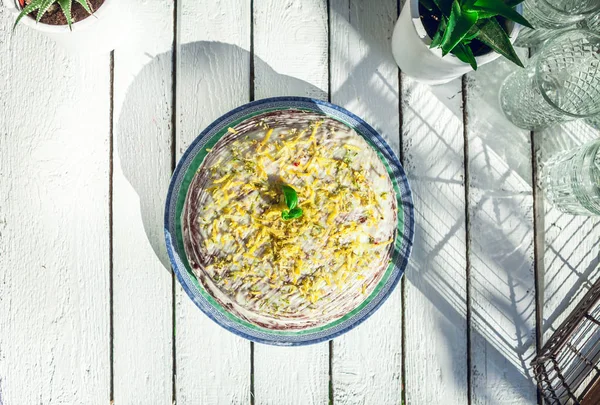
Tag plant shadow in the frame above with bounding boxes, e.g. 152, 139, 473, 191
115, 41, 324, 272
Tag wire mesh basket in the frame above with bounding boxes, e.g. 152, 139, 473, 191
533, 278, 600, 404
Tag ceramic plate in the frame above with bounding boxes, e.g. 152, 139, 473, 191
165, 97, 414, 346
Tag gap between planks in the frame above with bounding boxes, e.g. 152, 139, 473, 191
249, 1, 256, 404
171, 0, 180, 403
108, 50, 115, 404
461, 76, 473, 405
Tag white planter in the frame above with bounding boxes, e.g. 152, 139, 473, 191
2, 0, 125, 53
392, 0, 522, 85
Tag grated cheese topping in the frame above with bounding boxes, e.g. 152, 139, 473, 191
182, 110, 397, 330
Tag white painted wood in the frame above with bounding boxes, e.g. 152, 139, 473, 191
466, 55, 537, 405
329, 1, 403, 404
401, 76, 469, 405
0, 8, 110, 404
175, 1, 252, 404
111, 1, 175, 404
7, 1, 600, 402
535, 120, 600, 345
252, 1, 329, 404
254, 0, 329, 101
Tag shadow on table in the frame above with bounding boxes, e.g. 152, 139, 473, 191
116, 4, 600, 402
402, 76, 538, 402
330, 0, 540, 400
116, 41, 324, 271
399, 45, 600, 403
533, 121, 600, 344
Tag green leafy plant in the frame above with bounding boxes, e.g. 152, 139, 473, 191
15, 0, 93, 28
420, 0, 533, 69
281, 185, 303, 221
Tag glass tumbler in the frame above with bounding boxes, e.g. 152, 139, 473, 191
587, 10, 600, 33
543, 140, 600, 216
523, 0, 600, 29
500, 29, 600, 131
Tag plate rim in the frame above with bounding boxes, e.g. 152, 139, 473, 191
164, 96, 415, 346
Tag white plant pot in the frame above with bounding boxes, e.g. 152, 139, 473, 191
2, 0, 125, 53
392, 0, 522, 85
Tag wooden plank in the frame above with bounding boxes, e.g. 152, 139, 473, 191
0, 9, 110, 404
401, 76, 469, 404
252, 1, 329, 404
328, 1, 403, 404
111, 1, 175, 404
465, 56, 537, 404
175, 1, 252, 404
535, 120, 600, 345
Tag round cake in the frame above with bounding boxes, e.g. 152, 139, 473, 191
182, 109, 397, 330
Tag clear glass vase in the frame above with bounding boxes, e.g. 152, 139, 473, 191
500, 29, 600, 130
523, 0, 600, 29
543, 140, 600, 216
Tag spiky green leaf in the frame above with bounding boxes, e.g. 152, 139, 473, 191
420, 0, 437, 12
471, 0, 533, 28
475, 18, 524, 67
431, 0, 453, 16
451, 42, 478, 70
476, 10, 499, 18
36, 0, 56, 23
14, 0, 44, 27
463, 24, 480, 41
74, 0, 93, 14
430, 16, 447, 48
57, 0, 73, 28
440, 0, 479, 56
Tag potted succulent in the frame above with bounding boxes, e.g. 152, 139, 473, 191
3, 0, 122, 53
392, 0, 533, 84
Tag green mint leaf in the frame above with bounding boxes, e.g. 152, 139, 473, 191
282, 185, 298, 210
288, 207, 303, 219
440, 0, 479, 56
281, 208, 303, 221
471, 0, 533, 28
475, 18, 524, 67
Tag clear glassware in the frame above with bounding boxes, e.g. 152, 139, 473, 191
586, 114, 600, 130
523, 0, 600, 29
587, 10, 600, 33
514, 25, 576, 48
500, 29, 600, 131
515, 10, 600, 48
543, 140, 600, 216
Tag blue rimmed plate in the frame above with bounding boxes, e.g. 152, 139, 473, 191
164, 97, 414, 346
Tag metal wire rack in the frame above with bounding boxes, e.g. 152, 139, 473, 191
533, 279, 600, 404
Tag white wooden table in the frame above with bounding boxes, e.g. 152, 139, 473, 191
2, 1, 600, 404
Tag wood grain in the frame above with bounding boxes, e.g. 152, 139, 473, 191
0, 8, 111, 404
329, 1, 403, 404
252, 1, 329, 404
175, 1, 252, 404
466, 55, 537, 405
401, 76, 469, 405
111, 1, 175, 403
